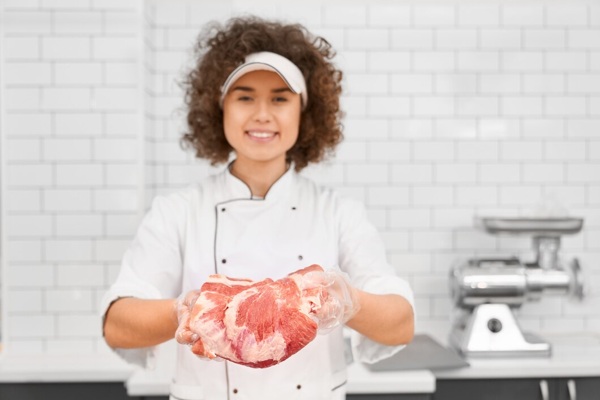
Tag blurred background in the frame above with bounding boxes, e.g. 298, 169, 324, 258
0, 0, 598, 365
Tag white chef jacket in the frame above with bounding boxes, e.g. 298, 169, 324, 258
101, 164, 414, 400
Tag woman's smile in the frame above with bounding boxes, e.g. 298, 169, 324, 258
246, 129, 278, 141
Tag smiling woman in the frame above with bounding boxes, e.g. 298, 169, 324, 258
222, 69, 302, 197
101, 14, 415, 400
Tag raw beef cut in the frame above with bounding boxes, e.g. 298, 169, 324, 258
188, 264, 328, 368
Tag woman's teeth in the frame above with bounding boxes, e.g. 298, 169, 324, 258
248, 131, 275, 138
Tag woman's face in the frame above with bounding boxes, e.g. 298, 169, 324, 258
222, 70, 301, 170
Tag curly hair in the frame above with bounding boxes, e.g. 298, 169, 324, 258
181, 16, 344, 172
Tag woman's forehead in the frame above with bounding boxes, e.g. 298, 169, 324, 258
227, 70, 290, 90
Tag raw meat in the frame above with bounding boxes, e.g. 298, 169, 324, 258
188, 264, 327, 368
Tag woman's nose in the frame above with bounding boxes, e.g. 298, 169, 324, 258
252, 100, 272, 122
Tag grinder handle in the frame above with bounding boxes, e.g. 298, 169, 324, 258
568, 258, 585, 301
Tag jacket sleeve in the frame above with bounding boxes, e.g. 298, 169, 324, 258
335, 196, 415, 364
99, 193, 186, 367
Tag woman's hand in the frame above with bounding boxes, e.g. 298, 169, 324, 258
174, 289, 215, 358
301, 269, 361, 332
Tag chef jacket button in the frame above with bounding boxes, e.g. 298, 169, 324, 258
222, 259, 227, 264
233, 388, 238, 394
298, 255, 303, 260
221, 207, 226, 212
291, 206, 296, 210
296, 384, 302, 390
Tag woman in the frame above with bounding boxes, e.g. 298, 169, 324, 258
102, 16, 414, 400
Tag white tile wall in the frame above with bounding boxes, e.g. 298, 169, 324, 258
1, 0, 142, 354
1, 0, 599, 357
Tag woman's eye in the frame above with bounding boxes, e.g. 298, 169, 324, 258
237, 96, 253, 102
273, 97, 288, 103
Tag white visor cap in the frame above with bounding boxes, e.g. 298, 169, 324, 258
220, 51, 308, 109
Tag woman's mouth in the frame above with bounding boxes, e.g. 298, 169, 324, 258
246, 130, 277, 141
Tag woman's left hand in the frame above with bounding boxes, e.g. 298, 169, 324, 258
301, 269, 361, 332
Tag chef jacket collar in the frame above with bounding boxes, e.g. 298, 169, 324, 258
223, 161, 295, 202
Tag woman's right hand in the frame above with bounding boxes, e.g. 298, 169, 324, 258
174, 289, 212, 357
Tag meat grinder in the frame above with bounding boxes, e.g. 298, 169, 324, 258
448, 217, 585, 358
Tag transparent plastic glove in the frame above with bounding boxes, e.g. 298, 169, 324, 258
300, 269, 361, 332
174, 289, 215, 359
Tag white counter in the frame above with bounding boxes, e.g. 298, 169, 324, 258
347, 362, 436, 394
1, 331, 598, 396
0, 353, 133, 383
436, 331, 600, 380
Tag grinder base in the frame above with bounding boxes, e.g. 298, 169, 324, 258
449, 303, 551, 358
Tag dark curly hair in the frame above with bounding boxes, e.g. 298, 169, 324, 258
181, 16, 344, 172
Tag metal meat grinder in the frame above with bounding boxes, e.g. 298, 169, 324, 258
449, 217, 585, 358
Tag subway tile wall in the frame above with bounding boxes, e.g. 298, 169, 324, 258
2, 0, 141, 355
2, 0, 600, 356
